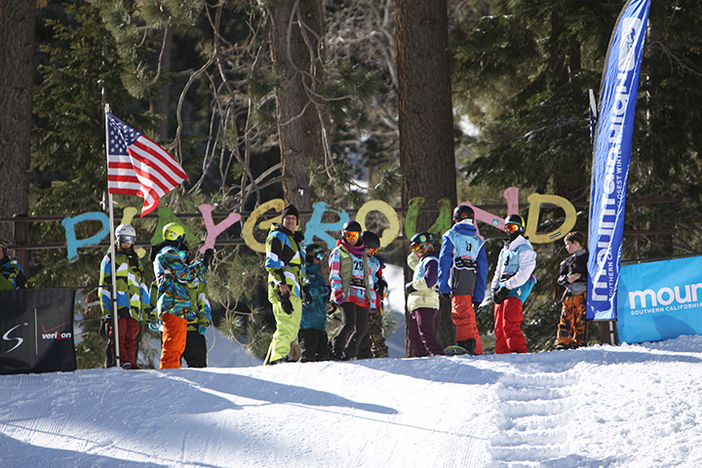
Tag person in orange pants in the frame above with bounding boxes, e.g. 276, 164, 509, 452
490, 215, 536, 354
438, 205, 488, 355
151, 223, 213, 369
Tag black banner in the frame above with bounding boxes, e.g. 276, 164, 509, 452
0, 288, 76, 374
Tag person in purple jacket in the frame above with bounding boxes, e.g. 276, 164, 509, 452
405, 232, 445, 357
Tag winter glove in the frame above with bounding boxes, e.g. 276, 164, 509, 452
405, 282, 416, 295
333, 288, 345, 305
278, 291, 294, 315
99, 315, 112, 338
198, 325, 208, 335
149, 320, 160, 332
492, 286, 510, 305
202, 249, 215, 268
302, 285, 313, 306
375, 277, 388, 297
326, 302, 339, 315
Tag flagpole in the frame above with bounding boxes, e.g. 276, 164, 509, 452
103, 96, 121, 368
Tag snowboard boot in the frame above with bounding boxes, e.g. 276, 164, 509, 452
456, 339, 477, 356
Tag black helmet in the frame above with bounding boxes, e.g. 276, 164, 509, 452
504, 214, 525, 240
305, 243, 325, 263
504, 214, 525, 231
453, 205, 475, 223
410, 232, 434, 251
343, 220, 362, 233
361, 231, 380, 250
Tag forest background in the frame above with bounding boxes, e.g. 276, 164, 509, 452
0, 0, 701, 368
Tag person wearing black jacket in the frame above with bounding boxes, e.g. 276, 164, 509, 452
556, 231, 589, 350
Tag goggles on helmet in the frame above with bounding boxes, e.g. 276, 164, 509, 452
344, 231, 360, 242
118, 235, 135, 245
178, 250, 188, 262
505, 223, 521, 233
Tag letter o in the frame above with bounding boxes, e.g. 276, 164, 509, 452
355, 200, 401, 248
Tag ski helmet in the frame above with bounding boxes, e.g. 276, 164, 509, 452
343, 220, 362, 233
361, 231, 380, 251
453, 205, 475, 223
115, 224, 136, 245
305, 243, 325, 263
163, 223, 185, 242
504, 214, 525, 240
410, 232, 434, 252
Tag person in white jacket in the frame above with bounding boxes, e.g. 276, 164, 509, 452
490, 215, 537, 354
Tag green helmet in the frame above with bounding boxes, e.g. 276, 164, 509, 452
163, 223, 185, 242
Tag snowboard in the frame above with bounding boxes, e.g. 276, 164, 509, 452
444, 345, 471, 356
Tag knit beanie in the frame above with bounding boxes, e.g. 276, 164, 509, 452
281, 204, 299, 220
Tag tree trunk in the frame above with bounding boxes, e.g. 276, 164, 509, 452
396, 0, 456, 356
268, 0, 327, 218
0, 0, 35, 253
150, 26, 172, 141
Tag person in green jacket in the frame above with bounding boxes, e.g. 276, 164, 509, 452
264, 204, 311, 365
0, 239, 26, 291
99, 224, 151, 369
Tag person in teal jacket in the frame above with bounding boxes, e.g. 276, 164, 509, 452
98, 224, 151, 369
298, 244, 330, 362
0, 239, 26, 291
151, 223, 213, 369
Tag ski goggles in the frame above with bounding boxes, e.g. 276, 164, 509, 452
367, 248, 377, 256
178, 250, 188, 261
505, 223, 521, 233
411, 243, 426, 252
344, 231, 360, 242
118, 235, 135, 245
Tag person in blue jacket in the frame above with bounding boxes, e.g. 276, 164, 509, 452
298, 244, 330, 362
437, 205, 488, 355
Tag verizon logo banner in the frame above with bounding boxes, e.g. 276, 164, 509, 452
0, 289, 76, 374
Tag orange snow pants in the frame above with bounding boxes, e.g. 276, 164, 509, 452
451, 295, 483, 355
494, 296, 528, 354
160, 313, 188, 369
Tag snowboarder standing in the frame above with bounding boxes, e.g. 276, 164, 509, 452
406, 232, 445, 357
490, 214, 536, 354
438, 205, 488, 355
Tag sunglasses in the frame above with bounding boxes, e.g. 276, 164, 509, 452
344, 231, 360, 242
505, 223, 521, 233
118, 235, 135, 244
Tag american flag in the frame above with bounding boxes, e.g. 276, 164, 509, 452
106, 112, 188, 216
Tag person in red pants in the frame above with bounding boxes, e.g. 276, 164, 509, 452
438, 205, 488, 355
490, 215, 537, 354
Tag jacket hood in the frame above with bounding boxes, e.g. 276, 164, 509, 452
451, 222, 478, 236
150, 241, 178, 261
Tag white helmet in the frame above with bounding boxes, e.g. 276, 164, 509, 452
115, 224, 136, 238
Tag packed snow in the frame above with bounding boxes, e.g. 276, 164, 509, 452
1, 334, 702, 467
